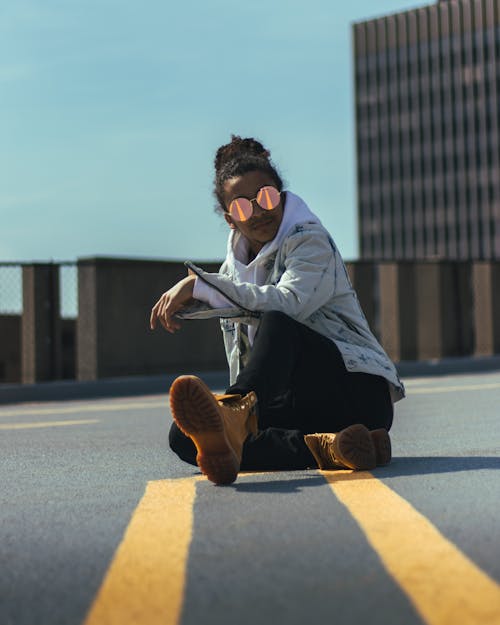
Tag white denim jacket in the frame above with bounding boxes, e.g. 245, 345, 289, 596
179, 192, 405, 403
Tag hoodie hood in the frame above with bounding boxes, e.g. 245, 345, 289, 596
223, 190, 323, 345
227, 190, 322, 277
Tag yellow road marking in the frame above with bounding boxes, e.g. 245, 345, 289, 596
0, 419, 99, 430
408, 382, 500, 395
0, 400, 166, 419
323, 470, 500, 625
84, 477, 202, 625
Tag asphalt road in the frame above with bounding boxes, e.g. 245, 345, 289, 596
1, 371, 499, 625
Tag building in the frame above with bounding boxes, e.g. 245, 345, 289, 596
354, 0, 500, 260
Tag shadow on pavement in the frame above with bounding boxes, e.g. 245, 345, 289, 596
175, 456, 499, 491
231, 456, 500, 490
232, 474, 326, 493
376, 455, 500, 478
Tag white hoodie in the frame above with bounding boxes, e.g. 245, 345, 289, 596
193, 191, 321, 343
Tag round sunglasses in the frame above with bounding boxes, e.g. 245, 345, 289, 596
227, 185, 281, 222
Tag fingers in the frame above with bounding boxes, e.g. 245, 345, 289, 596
159, 315, 174, 334
150, 305, 158, 330
150, 276, 194, 333
159, 296, 171, 327
150, 294, 167, 331
150, 307, 157, 330
150, 297, 163, 330
150, 292, 182, 333
160, 304, 180, 333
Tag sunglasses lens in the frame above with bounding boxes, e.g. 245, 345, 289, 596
229, 198, 253, 222
257, 186, 281, 210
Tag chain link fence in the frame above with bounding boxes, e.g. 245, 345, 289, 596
0, 263, 22, 315
0, 262, 77, 318
0, 264, 24, 383
59, 263, 78, 319
0, 262, 78, 383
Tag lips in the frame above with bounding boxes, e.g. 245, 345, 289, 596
251, 219, 273, 231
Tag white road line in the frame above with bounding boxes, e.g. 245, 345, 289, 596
0, 400, 167, 419
0, 419, 99, 430
408, 382, 500, 395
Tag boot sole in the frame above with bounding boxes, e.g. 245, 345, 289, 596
332, 424, 377, 470
169, 375, 239, 485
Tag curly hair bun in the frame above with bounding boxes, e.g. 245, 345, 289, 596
214, 135, 271, 172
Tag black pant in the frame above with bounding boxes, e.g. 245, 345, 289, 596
169, 311, 393, 471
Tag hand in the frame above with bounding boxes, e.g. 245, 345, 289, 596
150, 275, 196, 333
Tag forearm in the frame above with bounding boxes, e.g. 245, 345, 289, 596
187, 262, 334, 322
185, 228, 338, 320
193, 277, 234, 308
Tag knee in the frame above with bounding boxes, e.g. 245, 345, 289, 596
254, 311, 302, 347
260, 310, 298, 329
261, 310, 291, 322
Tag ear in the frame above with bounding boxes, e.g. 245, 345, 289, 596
224, 213, 236, 230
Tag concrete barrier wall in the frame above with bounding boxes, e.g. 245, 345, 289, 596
22, 264, 61, 383
378, 262, 418, 361
61, 319, 76, 380
76, 257, 227, 380
472, 262, 500, 356
4, 258, 500, 384
0, 315, 21, 382
413, 261, 474, 360
347, 260, 474, 363
345, 261, 378, 337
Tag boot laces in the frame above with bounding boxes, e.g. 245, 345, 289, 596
319, 434, 339, 465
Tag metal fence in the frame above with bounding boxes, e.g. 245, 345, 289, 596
0, 263, 22, 314
59, 263, 78, 319
0, 261, 78, 383
0, 262, 77, 318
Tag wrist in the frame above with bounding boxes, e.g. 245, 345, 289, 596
184, 274, 196, 296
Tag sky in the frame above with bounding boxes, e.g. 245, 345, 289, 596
1, 0, 429, 264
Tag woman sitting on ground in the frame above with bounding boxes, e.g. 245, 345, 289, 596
150, 135, 405, 485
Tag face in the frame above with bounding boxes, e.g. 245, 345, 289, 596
222, 170, 285, 255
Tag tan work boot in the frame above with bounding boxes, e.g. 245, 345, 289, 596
304, 424, 391, 471
169, 375, 258, 485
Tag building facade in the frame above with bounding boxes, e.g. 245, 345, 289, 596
354, 0, 500, 260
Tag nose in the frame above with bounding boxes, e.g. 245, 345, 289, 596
250, 199, 266, 218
